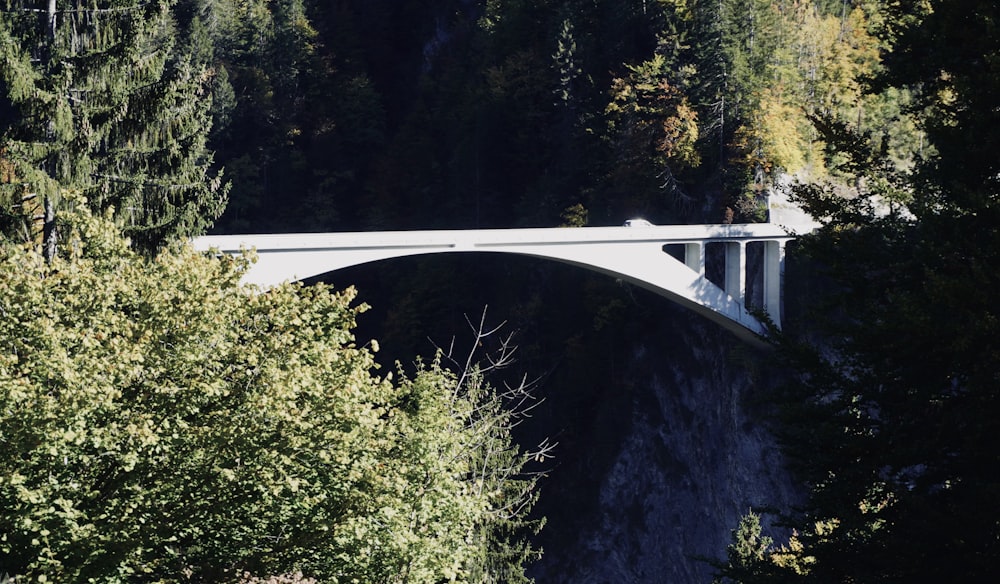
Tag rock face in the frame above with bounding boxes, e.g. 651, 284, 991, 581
527, 305, 801, 583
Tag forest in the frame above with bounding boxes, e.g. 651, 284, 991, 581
2, 0, 999, 582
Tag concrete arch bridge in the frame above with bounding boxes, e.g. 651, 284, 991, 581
193, 223, 811, 344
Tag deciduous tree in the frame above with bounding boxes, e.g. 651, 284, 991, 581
0, 198, 544, 582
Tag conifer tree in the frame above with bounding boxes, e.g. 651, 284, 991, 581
684, 0, 782, 218
731, 2, 1000, 581
0, 0, 227, 254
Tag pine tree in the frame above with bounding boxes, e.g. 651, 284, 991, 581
712, 511, 779, 584
0, 0, 228, 254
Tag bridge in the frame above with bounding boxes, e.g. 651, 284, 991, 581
193, 221, 814, 344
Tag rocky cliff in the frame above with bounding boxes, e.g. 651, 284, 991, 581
526, 304, 801, 583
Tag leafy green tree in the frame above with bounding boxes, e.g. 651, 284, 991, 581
0, 0, 228, 254
603, 53, 701, 217
0, 197, 543, 582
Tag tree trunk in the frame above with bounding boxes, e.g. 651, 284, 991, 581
42, 0, 57, 262
43, 195, 56, 262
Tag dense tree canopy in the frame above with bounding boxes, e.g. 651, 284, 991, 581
0, 200, 541, 582
4, 0, 993, 581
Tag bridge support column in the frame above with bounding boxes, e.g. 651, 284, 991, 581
684, 242, 705, 275
725, 241, 746, 306
763, 240, 786, 328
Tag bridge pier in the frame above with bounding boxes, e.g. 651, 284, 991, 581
763, 240, 786, 328
684, 242, 705, 274
678, 239, 786, 329
725, 241, 747, 307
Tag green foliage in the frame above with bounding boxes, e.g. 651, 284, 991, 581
237, 574, 317, 584
608, 53, 702, 168
559, 203, 588, 227
667, 0, 782, 216
881, 0, 1000, 215
0, 0, 228, 253
603, 53, 700, 215
0, 201, 542, 582
764, 201, 1000, 580
208, 0, 386, 233
553, 17, 583, 106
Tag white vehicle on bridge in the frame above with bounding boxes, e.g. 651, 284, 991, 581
623, 218, 654, 227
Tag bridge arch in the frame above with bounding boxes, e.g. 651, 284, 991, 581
193, 224, 805, 345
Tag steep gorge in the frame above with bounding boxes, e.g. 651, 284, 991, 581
523, 302, 801, 583
340, 252, 803, 583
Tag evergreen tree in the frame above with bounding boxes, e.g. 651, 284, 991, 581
880, 0, 1000, 214
711, 511, 778, 584
0, 0, 227, 254
685, 0, 783, 218
746, 1, 1000, 581
206, 0, 387, 233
